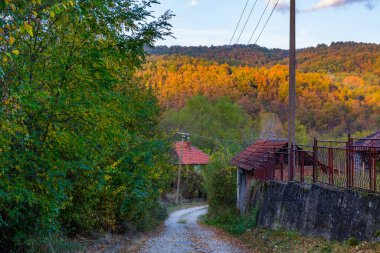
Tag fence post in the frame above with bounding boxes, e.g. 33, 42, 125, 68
328, 148, 334, 185
346, 134, 351, 188
350, 136, 354, 188
290, 144, 294, 181
280, 153, 284, 181
371, 147, 376, 191
374, 148, 377, 192
313, 137, 317, 183
272, 147, 276, 180
300, 151, 305, 182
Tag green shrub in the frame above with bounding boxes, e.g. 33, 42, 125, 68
204, 208, 258, 235
204, 149, 237, 215
181, 165, 206, 199
345, 237, 360, 246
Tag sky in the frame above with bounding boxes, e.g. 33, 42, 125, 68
151, 0, 380, 49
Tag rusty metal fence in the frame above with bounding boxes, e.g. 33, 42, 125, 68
253, 136, 380, 192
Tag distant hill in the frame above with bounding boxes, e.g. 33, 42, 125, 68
146, 44, 287, 67
147, 42, 380, 75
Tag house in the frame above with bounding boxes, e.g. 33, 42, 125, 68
231, 139, 320, 213
172, 141, 209, 201
352, 130, 380, 173
173, 141, 209, 166
354, 130, 380, 147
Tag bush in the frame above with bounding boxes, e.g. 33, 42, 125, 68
204, 149, 237, 215
181, 165, 206, 199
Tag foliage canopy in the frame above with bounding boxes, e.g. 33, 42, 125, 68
0, 0, 173, 251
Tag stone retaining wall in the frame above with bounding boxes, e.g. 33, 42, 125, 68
250, 181, 380, 241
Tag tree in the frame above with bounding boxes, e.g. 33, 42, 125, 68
138, 55, 379, 136
161, 96, 257, 152
0, 1, 173, 251
259, 113, 284, 139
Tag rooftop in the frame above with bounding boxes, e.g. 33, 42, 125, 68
231, 139, 288, 171
174, 141, 210, 165
354, 130, 380, 147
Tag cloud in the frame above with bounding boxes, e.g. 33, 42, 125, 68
312, 0, 375, 10
273, 0, 290, 12
270, 0, 300, 13
186, 0, 199, 7
275, 0, 377, 12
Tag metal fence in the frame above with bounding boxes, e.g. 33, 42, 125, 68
254, 136, 380, 192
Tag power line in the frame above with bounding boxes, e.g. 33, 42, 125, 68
235, 0, 259, 44
247, 0, 272, 44
252, 0, 280, 45
229, 0, 251, 46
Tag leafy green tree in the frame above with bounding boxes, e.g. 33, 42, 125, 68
161, 96, 257, 152
1, 0, 173, 251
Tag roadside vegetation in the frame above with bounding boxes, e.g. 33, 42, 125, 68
1, 1, 173, 252
234, 228, 380, 253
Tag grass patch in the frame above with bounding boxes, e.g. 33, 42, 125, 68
237, 228, 380, 253
203, 208, 258, 235
178, 218, 187, 224
204, 208, 380, 253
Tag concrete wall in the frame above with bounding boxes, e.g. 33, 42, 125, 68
237, 169, 256, 214
250, 181, 380, 241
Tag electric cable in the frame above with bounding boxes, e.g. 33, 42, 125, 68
252, 0, 280, 45
235, 0, 259, 44
229, 0, 251, 46
247, 0, 272, 44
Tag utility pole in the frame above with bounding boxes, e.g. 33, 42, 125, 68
288, 0, 296, 180
176, 132, 189, 204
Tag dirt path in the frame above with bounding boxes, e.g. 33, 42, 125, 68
137, 206, 248, 253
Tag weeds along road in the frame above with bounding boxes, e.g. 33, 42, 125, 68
137, 206, 248, 253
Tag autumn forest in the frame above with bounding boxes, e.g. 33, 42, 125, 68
140, 42, 380, 139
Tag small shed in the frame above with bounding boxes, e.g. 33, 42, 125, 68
231, 140, 287, 212
171, 141, 210, 201
231, 139, 318, 213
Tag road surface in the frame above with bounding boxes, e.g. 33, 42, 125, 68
138, 206, 247, 253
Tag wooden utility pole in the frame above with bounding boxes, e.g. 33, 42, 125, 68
176, 132, 189, 204
288, 0, 296, 180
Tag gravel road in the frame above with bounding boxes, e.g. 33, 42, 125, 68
138, 206, 247, 253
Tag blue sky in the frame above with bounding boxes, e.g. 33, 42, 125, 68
151, 0, 380, 49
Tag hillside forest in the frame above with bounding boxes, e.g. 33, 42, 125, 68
139, 43, 380, 139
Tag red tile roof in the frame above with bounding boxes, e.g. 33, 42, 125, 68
174, 141, 210, 165
231, 140, 288, 171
